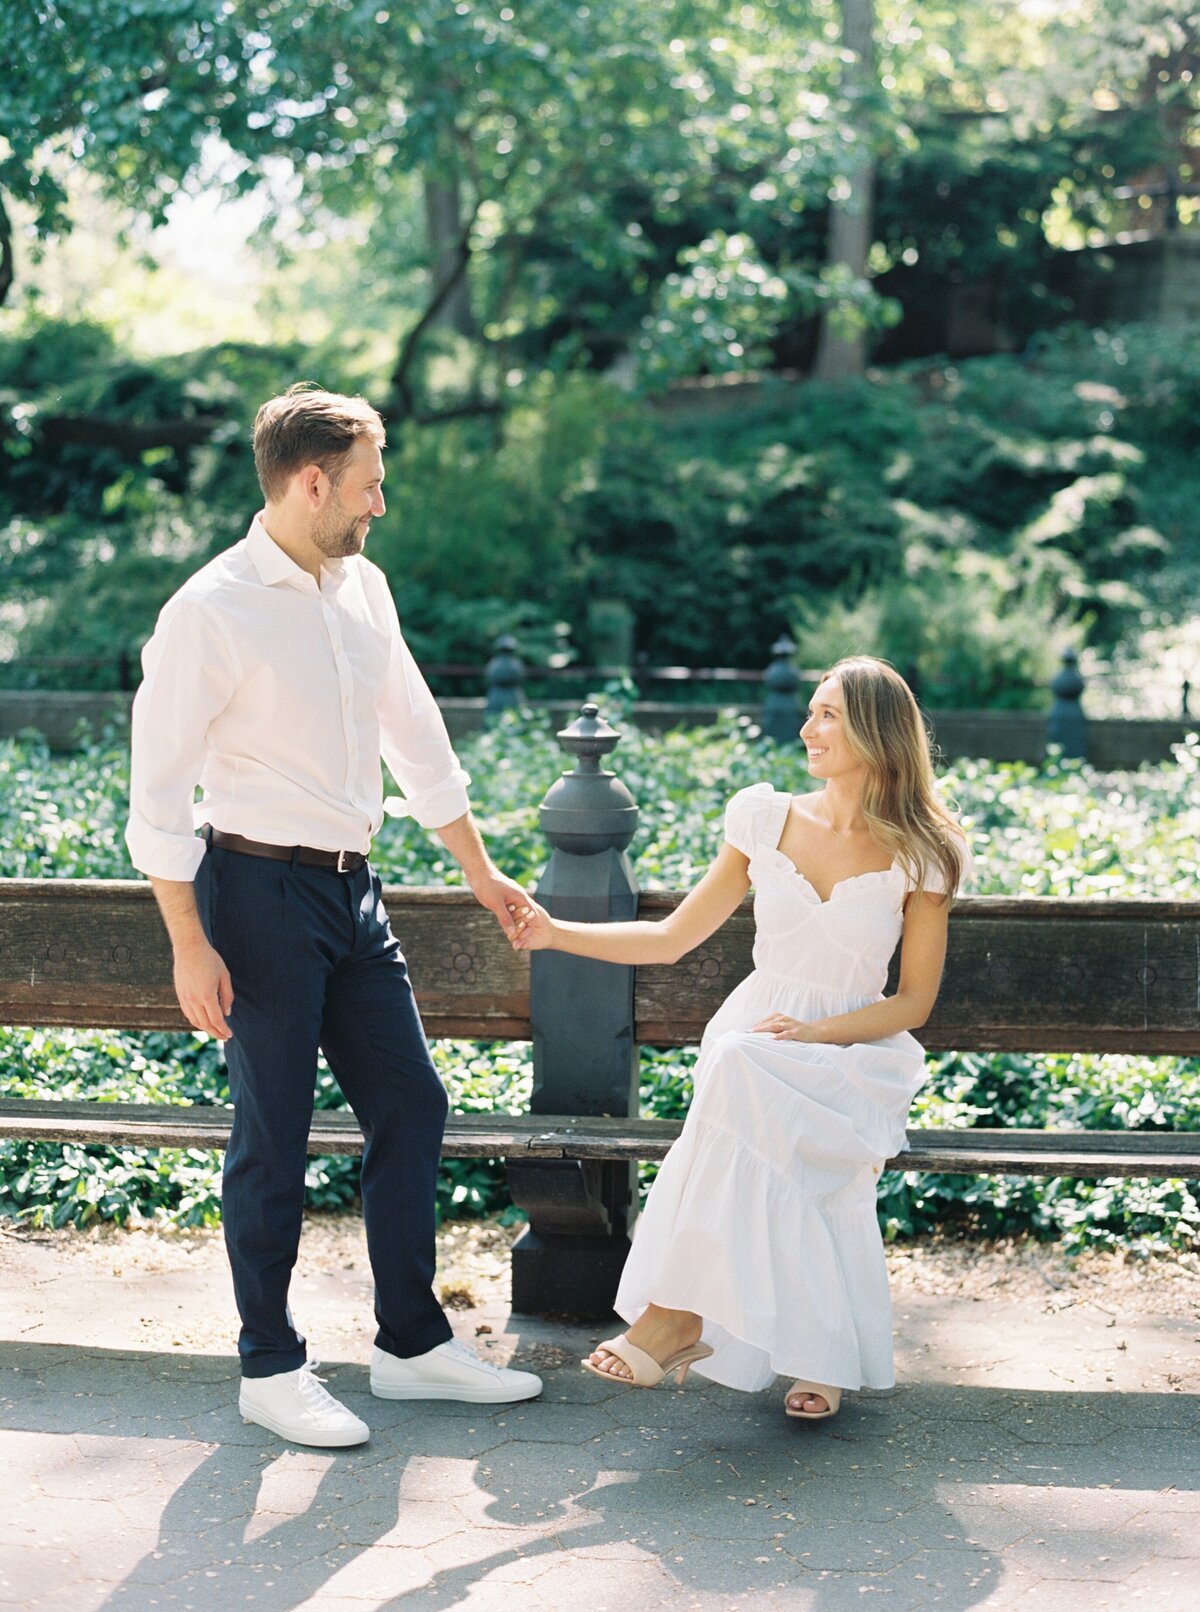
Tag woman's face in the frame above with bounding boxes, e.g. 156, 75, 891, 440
799, 677, 861, 781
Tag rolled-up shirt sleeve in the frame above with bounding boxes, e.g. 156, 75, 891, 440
125, 595, 239, 881
376, 591, 471, 831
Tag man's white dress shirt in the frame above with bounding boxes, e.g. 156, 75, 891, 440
125, 515, 471, 883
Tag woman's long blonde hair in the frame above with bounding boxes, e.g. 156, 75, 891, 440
824, 656, 966, 899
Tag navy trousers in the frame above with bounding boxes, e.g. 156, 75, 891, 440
195, 844, 453, 1378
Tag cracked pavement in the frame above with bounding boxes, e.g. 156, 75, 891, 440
2, 1227, 1198, 1611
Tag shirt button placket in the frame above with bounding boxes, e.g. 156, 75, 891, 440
324, 595, 358, 796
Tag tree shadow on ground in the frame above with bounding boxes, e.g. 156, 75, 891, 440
3, 1340, 1196, 1611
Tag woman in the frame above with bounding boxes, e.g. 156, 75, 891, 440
512, 656, 971, 1420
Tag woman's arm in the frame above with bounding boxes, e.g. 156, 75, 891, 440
512, 843, 751, 966
752, 890, 951, 1044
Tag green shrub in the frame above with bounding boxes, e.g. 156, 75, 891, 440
6, 319, 1198, 682
880, 1050, 1200, 1254
3, 718, 1199, 894
791, 558, 1062, 709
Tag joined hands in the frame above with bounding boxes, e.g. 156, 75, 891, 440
506, 897, 554, 951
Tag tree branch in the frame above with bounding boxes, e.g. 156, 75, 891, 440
36, 413, 221, 454
405, 399, 505, 426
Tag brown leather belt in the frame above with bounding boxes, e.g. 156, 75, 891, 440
202, 825, 367, 874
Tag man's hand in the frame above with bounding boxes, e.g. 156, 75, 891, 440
434, 812, 531, 940
147, 874, 234, 1041
173, 936, 235, 1041
469, 868, 533, 941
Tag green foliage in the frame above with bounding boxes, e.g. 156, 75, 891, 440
374, 375, 627, 629
881, 1050, 1200, 1254
4, 2, 1192, 398
792, 555, 1063, 710
0, 1026, 532, 1229
0, 327, 291, 681
0, 3, 241, 244
635, 231, 902, 386
4, 316, 1198, 684
4, 717, 1200, 898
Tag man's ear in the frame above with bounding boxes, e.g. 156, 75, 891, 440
297, 463, 325, 508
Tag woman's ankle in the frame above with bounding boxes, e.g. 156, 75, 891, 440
633, 1305, 702, 1341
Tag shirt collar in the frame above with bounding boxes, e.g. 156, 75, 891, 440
245, 513, 348, 592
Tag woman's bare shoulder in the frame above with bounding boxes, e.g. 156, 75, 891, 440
787, 790, 823, 825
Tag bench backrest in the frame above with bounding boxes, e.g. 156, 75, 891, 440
3, 880, 1198, 1055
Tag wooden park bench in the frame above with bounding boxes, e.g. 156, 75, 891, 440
2, 706, 1197, 1312
2, 878, 1198, 1182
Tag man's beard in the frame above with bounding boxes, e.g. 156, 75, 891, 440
312, 500, 368, 559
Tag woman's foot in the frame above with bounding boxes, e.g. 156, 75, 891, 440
586, 1305, 703, 1381
784, 1379, 842, 1420
785, 1385, 831, 1415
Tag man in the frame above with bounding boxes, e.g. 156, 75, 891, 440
126, 384, 541, 1447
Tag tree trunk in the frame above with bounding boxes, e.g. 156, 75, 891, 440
0, 193, 14, 309
424, 172, 476, 338
813, 0, 877, 382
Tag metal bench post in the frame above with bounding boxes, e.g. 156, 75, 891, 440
1047, 646, 1088, 760
761, 634, 801, 744
484, 633, 525, 720
508, 703, 641, 1318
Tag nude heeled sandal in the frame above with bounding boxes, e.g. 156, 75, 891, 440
582, 1333, 714, 1388
784, 1380, 842, 1420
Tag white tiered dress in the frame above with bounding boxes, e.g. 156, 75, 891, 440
614, 781, 970, 1394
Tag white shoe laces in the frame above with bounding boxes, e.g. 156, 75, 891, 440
442, 1337, 505, 1375
296, 1363, 353, 1423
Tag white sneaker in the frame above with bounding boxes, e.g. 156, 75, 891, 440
239, 1362, 369, 1447
370, 1338, 543, 1404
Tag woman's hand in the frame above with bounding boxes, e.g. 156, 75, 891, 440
750, 1012, 828, 1042
510, 896, 557, 952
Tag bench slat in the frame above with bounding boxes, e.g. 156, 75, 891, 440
3, 1101, 1198, 1178
634, 895, 1200, 1052
2, 881, 1198, 1053
0, 882, 531, 1037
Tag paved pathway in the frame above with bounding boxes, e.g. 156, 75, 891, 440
2, 1228, 1198, 1611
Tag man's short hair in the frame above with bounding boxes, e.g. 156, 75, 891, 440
252, 384, 386, 503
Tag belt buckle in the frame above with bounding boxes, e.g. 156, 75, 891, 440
336, 849, 351, 874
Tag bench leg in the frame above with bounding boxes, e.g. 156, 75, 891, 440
507, 1158, 636, 1319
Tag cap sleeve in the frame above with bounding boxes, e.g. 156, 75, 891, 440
723, 782, 788, 857
910, 831, 974, 895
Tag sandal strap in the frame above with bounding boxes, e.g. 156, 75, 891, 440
595, 1334, 666, 1387
786, 1379, 842, 1411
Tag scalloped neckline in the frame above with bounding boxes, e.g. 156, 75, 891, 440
740, 785, 902, 905
757, 845, 902, 906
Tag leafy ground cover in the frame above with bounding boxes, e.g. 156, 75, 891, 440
1, 714, 1198, 1249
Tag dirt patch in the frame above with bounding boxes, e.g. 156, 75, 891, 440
886, 1235, 1200, 1317
3, 1214, 1199, 1350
